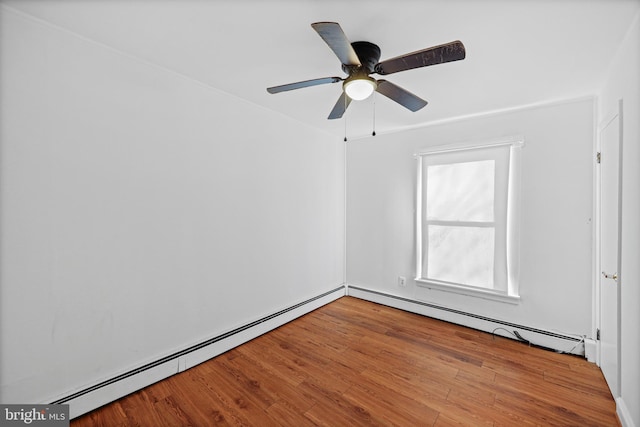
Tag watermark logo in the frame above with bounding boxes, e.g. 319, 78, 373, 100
1, 405, 68, 426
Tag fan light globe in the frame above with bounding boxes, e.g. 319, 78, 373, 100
344, 77, 377, 101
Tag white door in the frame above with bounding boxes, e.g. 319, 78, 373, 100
598, 101, 622, 398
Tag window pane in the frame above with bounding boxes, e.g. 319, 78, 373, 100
426, 225, 494, 288
426, 160, 494, 222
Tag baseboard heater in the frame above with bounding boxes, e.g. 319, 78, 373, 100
52, 285, 346, 418
347, 285, 584, 355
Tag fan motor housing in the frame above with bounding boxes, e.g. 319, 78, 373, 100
343, 41, 381, 74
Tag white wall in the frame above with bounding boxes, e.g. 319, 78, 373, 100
347, 98, 594, 341
0, 7, 344, 404
599, 10, 640, 427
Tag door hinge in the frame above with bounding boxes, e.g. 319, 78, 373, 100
596, 329, 601, 341
596, 152, 601, 164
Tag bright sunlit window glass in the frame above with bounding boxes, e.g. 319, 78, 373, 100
427, 225, 495, 288
425, 160, 495, 287
426, 160, 495, 222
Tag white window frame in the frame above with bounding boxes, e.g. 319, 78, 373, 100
415, 136, 523, 304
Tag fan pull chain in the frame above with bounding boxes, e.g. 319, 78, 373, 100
372, 92, 377, 137
344, 94, 348, 142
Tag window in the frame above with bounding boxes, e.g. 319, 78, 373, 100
415, 137, 523, 303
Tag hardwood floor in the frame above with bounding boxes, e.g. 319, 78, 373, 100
71, 297, 619, 426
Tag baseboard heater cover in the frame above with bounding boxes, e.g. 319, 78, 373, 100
347, 285, 584, 355
52, 285, 346, 418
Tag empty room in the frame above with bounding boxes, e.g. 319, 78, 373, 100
1, 0, 638, 426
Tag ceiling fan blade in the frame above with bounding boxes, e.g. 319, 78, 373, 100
311, 22, 361, 66
375, 80, 428, 112
328, 92, 352, 120
375, 40, 466, 75
267, 77, 342, 94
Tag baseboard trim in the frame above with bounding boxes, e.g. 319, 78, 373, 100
347, 285, 584, 355
55, 285, 346, 419
617, 396, 636, 427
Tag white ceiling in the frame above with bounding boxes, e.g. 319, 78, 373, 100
3, 0, 639, 139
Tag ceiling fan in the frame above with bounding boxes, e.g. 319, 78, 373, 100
267, 22, 466, 119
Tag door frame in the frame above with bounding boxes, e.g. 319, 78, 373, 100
593, 98, 623, 394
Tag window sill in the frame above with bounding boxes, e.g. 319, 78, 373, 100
415, 278, 521, 304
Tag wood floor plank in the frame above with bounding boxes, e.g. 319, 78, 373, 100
235, 335, 308, 387
298, 380, 384, 426
347, 371, 441, 425
494, 372, 617, 424
263, 401, 317, 427
222, 349, 317, 414
72, 297, 620, 426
